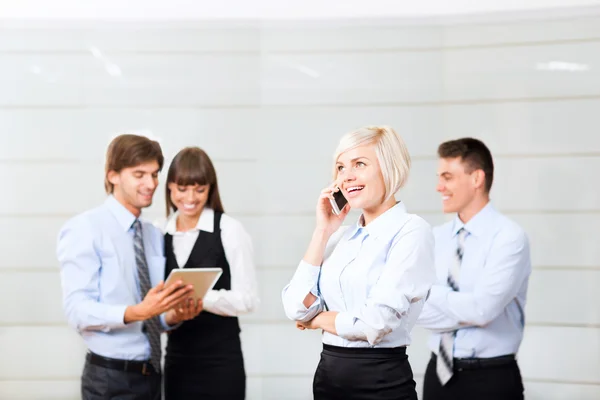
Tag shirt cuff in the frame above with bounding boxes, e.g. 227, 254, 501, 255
202, 290, 218, 312
294, 260, 321, 295
335, 312, 362, 340
111, 305, 129, 329
160, 312, 181, 331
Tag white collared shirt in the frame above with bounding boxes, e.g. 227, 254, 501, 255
282, 202, 436, 347
157, 208, 259, 317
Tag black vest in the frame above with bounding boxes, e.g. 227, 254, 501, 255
164, 211, 241, 354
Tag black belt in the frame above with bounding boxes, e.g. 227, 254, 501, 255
432, 353, 516, 371
86, 352, 158, 376
324, 344, 407, 355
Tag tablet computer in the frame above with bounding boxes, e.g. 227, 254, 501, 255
165, 268, 223, 300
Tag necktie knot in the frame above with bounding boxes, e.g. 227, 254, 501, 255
132, 218, 141, 232
457, 228, 467, 255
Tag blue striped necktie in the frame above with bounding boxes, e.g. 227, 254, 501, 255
437, 227, 467, 385
133, 219, 162, 373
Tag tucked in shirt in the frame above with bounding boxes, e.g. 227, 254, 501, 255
417, 202, 532, 358
282, 202, 436, 347
57, 195, 169, 361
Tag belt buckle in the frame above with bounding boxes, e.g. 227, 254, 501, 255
142, 363, 151, 376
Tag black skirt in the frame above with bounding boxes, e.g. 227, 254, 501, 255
164, 334, 245, 400
313, 344, 417, 400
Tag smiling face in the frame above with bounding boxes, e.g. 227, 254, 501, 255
107, 161, 160, 217
436, 156, 481, 214
168, 183, 210, 220
335, 143, 387, 212
165, 147, 225, 219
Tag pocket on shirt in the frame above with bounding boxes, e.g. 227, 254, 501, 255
147, 255, 167, 286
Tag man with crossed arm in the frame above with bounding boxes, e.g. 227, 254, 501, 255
418, 138, 531, 400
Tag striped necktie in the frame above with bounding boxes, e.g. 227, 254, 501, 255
437, 227, 467, 385
133, 219, 162, 373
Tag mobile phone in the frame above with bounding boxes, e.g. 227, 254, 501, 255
329, 188, 348, 215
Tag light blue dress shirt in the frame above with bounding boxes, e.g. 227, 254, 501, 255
282, 202, 436, 347
57, 195, 169, 361
417, 202, 532, 358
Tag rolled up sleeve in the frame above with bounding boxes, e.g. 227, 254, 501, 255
281, 261, 324, 322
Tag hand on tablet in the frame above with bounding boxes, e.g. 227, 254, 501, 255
168, 297, 204, 325
125, 280, 194, 323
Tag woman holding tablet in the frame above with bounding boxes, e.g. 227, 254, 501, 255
282, 126, 436, 400
159, 147, 259, 400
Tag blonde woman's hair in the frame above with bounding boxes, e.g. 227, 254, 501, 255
333, 126, 411, 201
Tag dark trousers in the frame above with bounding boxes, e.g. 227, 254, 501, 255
423, 353, 524, 400
313, 344, 417, 400
81, 357, 161, 400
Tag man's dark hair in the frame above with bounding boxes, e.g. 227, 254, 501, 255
438, 138, 494, 193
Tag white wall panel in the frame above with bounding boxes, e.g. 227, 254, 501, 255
247, 376, 313, 400
524, 381, 600, 400
442, 99, 600, 155
525, 270, 600, 325
443, 42, 600, 101
82, 54, 261, 106
444, 16, 600, 46
0, 55, 83, 106
0, 217, 65, 269
0, 271, 64, 325
514, 213, 600, 268
0, 26, 261, 52
0, 327, 86, 379
519, 326, 600, 382
261, 24, 443, 51
260, 52, 444, 105
0, 380, 80, 400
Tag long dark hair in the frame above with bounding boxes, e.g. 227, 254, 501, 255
165, 147, 224, 216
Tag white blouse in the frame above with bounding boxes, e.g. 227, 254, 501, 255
158, 208, 259, 317
282, 202, 436, 347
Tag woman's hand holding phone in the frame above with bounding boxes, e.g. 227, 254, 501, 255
316, 183, 350, 237
302, 183, 351, 268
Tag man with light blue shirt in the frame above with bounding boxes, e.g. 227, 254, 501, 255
418, 138, 531, 400
57, 134, 202, 400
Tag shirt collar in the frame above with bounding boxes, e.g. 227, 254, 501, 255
164, 207, 215, 235
104, 195, 137, 232
451, 201, 497, 238
346, 222, 363, 240
347, 202, 409, 241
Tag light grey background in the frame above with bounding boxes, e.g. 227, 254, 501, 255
0, 14, 598, 399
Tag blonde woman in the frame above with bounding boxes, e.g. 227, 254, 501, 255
282, 126, 436, 400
